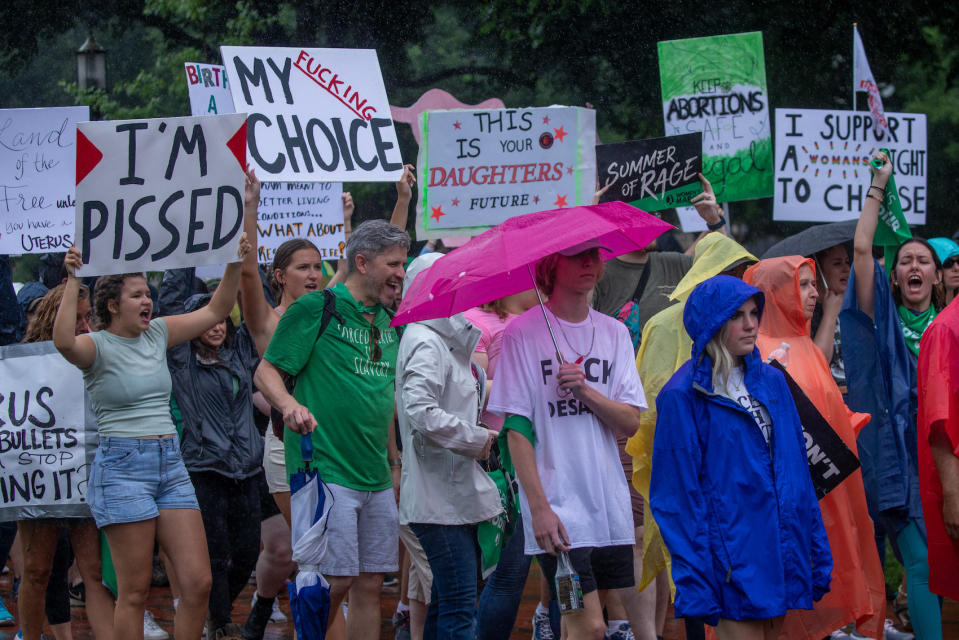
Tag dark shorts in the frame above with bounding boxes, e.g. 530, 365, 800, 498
256, 468, 281, 521
538, 545, 634, 598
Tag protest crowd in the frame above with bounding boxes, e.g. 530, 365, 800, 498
1, 30, 959, 640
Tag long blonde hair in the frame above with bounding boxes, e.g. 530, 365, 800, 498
704, 322, 736, 389
25, 284, 90, 343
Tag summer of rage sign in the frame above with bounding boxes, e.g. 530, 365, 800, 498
221, 46, 404, 183
74, 113, 248, 277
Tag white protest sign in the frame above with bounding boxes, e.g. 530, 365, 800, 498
256, 181, 344, 263
0, 107, 89, 255
221, 46, 403, 183
774, 109, 927, 224
0, 342, 96, 521
416, 107, 596, 238
183, 65, 346, 261
185, 62, 235, 116
75, 113, 247, 276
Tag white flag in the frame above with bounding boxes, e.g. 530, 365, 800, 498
853, 26, 888, 135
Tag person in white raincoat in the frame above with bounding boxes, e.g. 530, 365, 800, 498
396, 252, 502, 639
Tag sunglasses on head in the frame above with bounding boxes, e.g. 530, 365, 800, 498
944, 256, 959, 269
369, 323, 382, 362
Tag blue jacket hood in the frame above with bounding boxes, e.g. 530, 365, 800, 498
683, 275, 764, 366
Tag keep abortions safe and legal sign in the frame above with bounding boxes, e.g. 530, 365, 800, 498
0, 106, 89, 255
658, 32, 773, 203
774, 109, 927, 224
74, 113, 248, 276
595, 133, 702, 212
220, 46, 404, 183
0, 342, 98, 521
416, 106, 597, 238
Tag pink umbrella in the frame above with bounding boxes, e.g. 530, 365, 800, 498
392, 201, 673, 327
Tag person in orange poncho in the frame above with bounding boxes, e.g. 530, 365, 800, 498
744, 256, 886, 640
917, 298, 959, 601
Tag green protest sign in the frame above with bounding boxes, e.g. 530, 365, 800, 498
658, 31, 773, 202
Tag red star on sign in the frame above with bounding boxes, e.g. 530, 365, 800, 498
453, 121, 462, 130
553, 126, 567, 142
553, 194, 568, 208
566, 166, 574, 175
430, 205, 445, 222
542, 115, 550, 125
451, 198, 460, 207
532, 195, 540, 204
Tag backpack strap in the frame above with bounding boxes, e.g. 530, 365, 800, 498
269, 288, 344, 438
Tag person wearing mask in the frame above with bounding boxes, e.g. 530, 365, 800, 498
650, 275, 831, 640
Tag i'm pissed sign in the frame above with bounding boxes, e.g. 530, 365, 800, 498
221, 46, 403, 183
74, 113, 247, 276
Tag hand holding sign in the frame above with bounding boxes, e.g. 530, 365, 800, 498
869, 150, 892, 187
690, 173, 723, 226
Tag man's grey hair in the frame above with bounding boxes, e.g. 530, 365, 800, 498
345, 220, 411, 274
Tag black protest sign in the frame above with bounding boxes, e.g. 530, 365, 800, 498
596, 133, 702, 212
769, 360, 860, 499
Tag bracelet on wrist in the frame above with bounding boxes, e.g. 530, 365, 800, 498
388, 457, 402, 467
868, 185, 886, 194
706, 214, 727, 231
866, 193, 883, 203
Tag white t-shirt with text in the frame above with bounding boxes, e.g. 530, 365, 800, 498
488, 307, 647, 554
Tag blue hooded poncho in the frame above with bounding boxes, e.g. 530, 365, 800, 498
649, 275, 831, 624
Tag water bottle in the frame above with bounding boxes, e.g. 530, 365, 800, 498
555, 551, 583, 614
766, 341, 791, 367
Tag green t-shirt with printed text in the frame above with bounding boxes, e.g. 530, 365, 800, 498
264, 283, 398, 491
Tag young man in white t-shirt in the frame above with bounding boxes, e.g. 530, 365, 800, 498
487, 240, 647, 640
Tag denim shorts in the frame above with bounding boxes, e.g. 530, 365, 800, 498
87, 436, 199, 528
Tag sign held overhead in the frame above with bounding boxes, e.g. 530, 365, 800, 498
221, 46, 404, 183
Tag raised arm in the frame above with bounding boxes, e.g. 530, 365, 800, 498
687, 173, 728, 255
53, 248, 96, 368
390, 163, 415, 228
238, 168, 279, 355
328, 191, 354, 288
853, 151, 892, 320
165, 233, 251, 347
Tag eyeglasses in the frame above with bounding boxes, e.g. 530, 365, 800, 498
369, 323, 382, 362
944, 257, 959, 269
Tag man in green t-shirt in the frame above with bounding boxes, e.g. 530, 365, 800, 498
255, 220, 409, 639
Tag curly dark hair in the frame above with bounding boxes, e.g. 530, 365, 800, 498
93, 274, 147, 330
270, 239, 321, 302
24, 283, 90, 343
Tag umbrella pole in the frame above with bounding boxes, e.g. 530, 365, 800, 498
527, 264, 566, 364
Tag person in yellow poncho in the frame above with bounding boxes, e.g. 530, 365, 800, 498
744, 256, 885, 640
624, 233, 756, 635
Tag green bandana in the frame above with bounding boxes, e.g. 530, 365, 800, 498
897, 304, 937, 357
